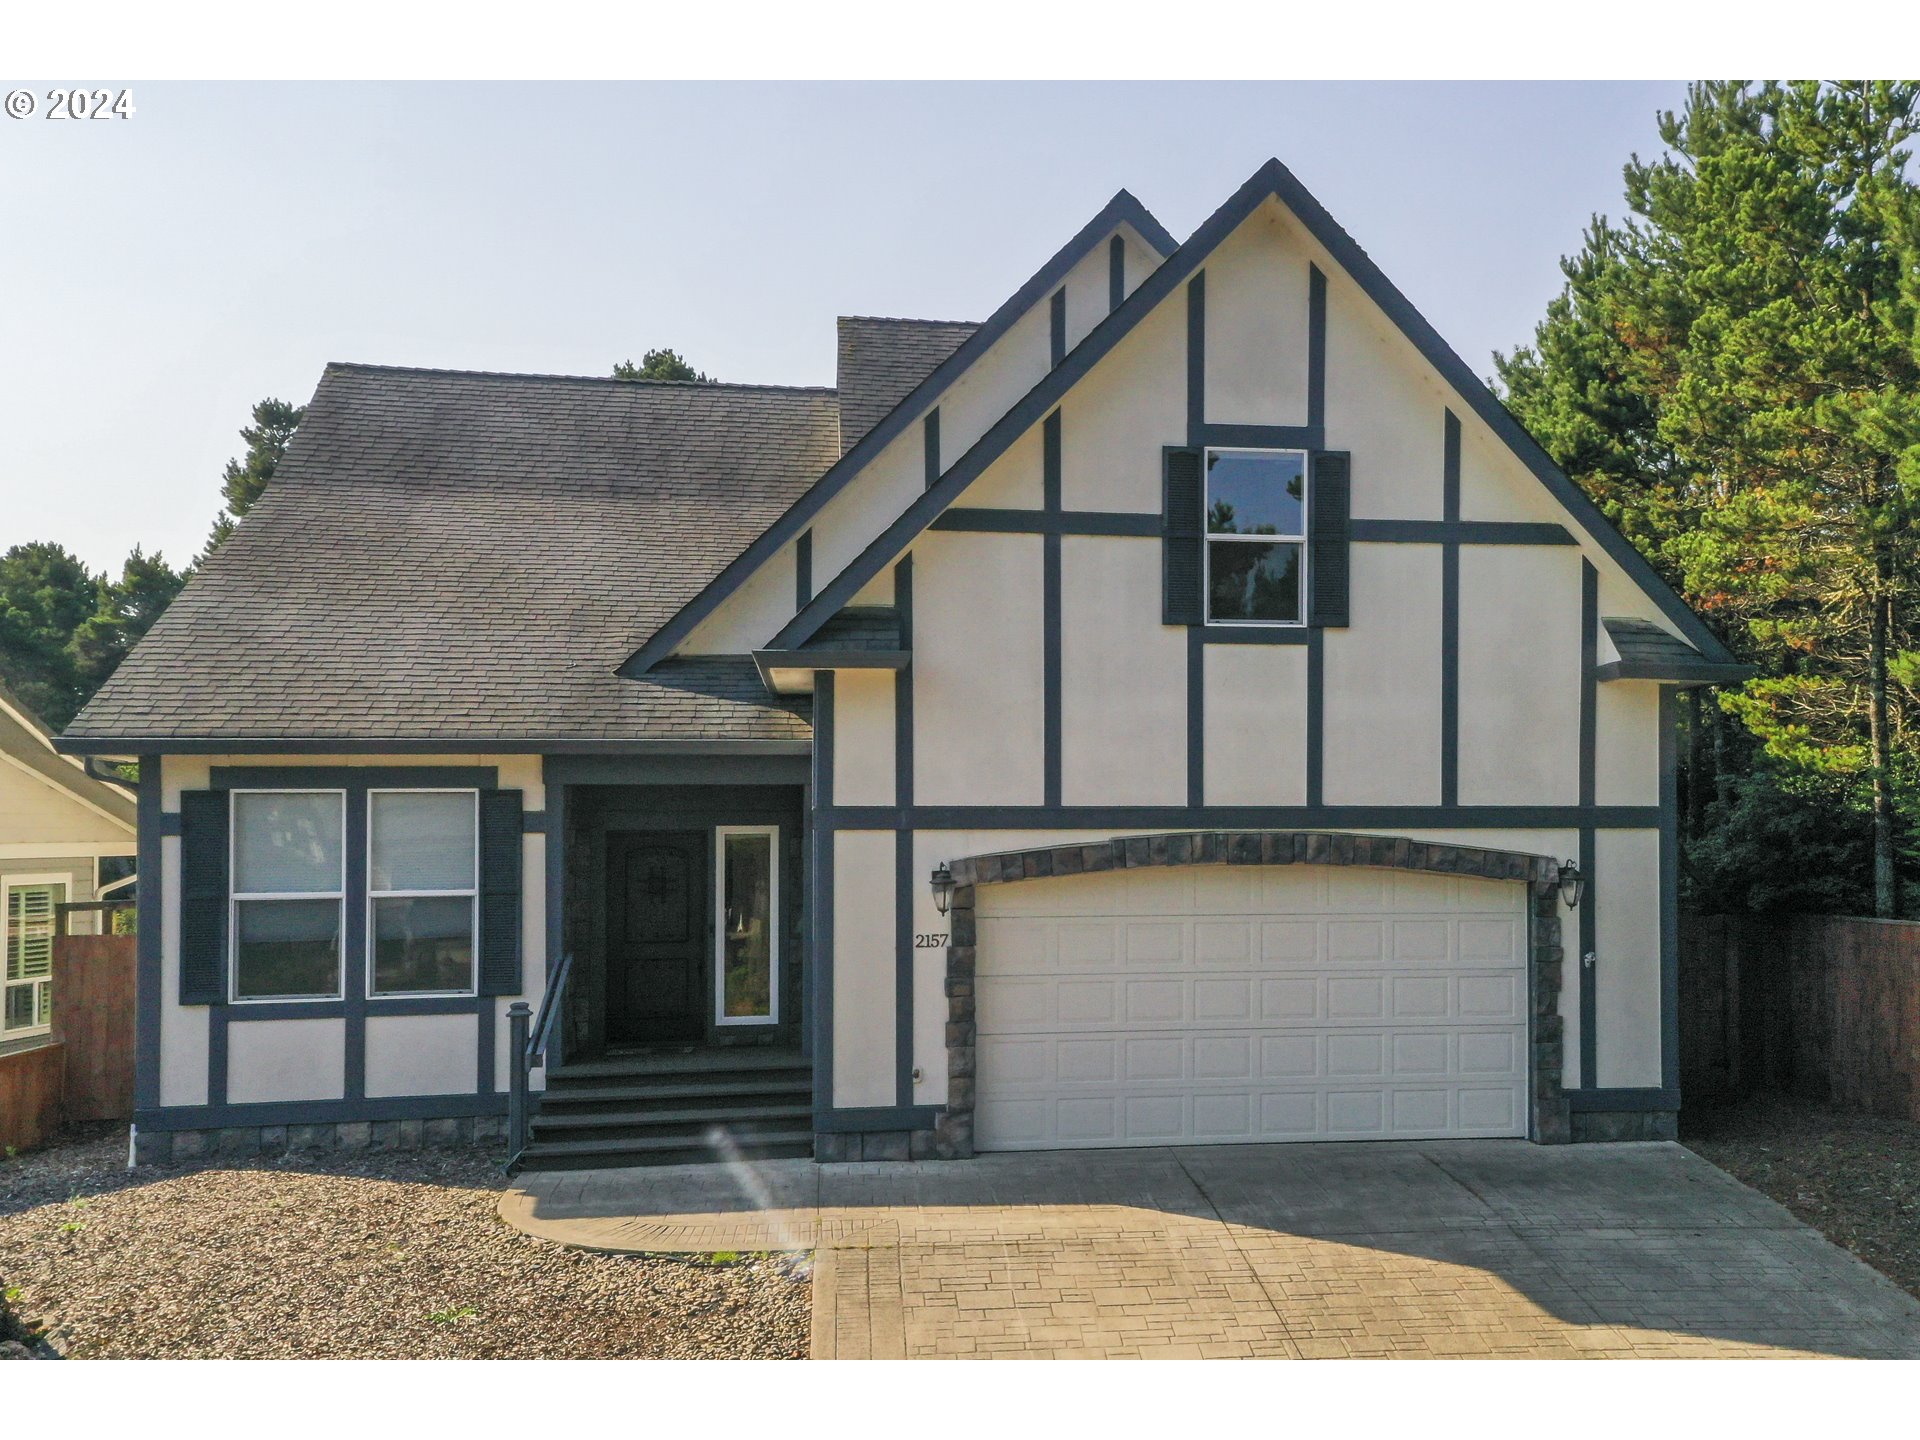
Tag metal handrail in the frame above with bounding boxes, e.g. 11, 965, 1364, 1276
506, 950, 575, 1171
528, 947, 574, 1067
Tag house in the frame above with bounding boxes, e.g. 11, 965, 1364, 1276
57, 159, 1748, 1168
1, 683, 137, 1051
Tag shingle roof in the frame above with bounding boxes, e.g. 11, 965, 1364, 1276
64, 364, 840, 746
835, 317, 979, 454
801, 607, 903, 652
1599, 617, 1752, 685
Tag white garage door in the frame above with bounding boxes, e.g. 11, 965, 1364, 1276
974, 863, 1529, 1149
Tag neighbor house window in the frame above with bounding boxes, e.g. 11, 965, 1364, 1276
715, 826, 778, 1025
4, 878, 64, 1036
231, 791, 345, 1001
367, 790, 478, 997
1204, 448, 1307, 624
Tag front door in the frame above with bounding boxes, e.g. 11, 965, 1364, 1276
605, 830, 707, 1046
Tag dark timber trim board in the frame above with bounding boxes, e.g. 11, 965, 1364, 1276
134, 754, 163, 1114
1109, 234, 1125, 310
931, 509, 1160, 537
1043, 411, 1064, 808
1578, 560, 1599, 1089
824, 803, 1662, 831
1352, 519, 1575, 546
1184, 274, 1205, 807
621, 189, 1177, 676
812, 672, 836, 1117
1307, 263, 1326, 428
1050, 287, 1066, 367
814, 1104, 940, 1134
1198, 423, 1323, 451
894, 557, 916, 1106
1441, 410, 1461, 808
1306, 631, 1325, 808
1186, 626, 1205, 807
1186, 271, 1205, 441
1660, 685, 1681, 1095
923, 410, 940, 490
759, 157, 1736, 666
542, 761, 567, 1065
795, 529, 812, 609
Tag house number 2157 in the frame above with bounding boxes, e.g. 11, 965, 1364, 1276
913, 933, 949, 948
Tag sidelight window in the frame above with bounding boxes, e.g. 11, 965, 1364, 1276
715, 826, 778, 1026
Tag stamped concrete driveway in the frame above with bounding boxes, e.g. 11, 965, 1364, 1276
502, 1141, 1920, 1359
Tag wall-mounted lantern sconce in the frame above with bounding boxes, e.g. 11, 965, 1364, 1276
1558, 859, 1586, 909
929, 863, 956, 917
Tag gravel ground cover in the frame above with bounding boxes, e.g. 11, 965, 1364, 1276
0, 1128, 809, 1359
1685, 1095, 1920, 1301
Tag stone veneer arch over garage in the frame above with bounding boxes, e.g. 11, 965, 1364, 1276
899, 831, 1573, 1163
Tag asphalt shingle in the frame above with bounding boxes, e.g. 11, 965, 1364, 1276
65, 365, 840, 745
835, 317, 979, 454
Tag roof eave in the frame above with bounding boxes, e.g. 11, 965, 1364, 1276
1595, 661, 1756, 687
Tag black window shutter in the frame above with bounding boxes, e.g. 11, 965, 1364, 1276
1309, 450, 1352, 628
477, 789, 523, 996
179, 789, 229, 1005
1162, 447, 1204, 626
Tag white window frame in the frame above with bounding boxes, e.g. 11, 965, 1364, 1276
713, 824, 780, 1028
3, 873, 68, 1038
365, 788, 480, 1000
228, 788, 347, 1005
1201, 446, 1310, 628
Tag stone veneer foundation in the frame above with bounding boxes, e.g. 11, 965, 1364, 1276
133, 1114, 507, 1166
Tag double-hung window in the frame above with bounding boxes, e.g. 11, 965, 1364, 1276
368, 789, 478, 997
1204, 448, 1308, 625
231, 791, 346, 1001
4, 877, 64, 1036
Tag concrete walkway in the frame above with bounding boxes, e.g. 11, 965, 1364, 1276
500, 1141, 1920, 1359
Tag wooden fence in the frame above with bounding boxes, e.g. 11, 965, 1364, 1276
0, 932, 135, 1151
0, 1041, 65, 1151
51, 933, 136, 1122
1682, 913, 1920, 1121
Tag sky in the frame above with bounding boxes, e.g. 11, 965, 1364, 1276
0, 81, 1689, 574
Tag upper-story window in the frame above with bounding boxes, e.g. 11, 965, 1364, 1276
231, 790, 345, 1001
1204, 448, 1307, 625
368, 790, 478, 997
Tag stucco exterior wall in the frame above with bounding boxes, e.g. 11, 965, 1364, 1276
815, 200, 1676, 1125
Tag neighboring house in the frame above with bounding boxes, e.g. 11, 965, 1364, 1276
58, 159, 1747, 1168
1, 683, 137, 1050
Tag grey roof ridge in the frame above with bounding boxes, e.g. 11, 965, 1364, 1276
321, 359, 837, 396
838, 315, 984, 327
618, 187, 1181, 677
768, 156, 1740, 668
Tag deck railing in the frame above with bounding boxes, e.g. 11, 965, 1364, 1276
506, 949, 574, 1169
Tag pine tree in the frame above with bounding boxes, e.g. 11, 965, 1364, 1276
1498, 81, 1920, 915
198, 397, 306, 562
612, 348, 711, 383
